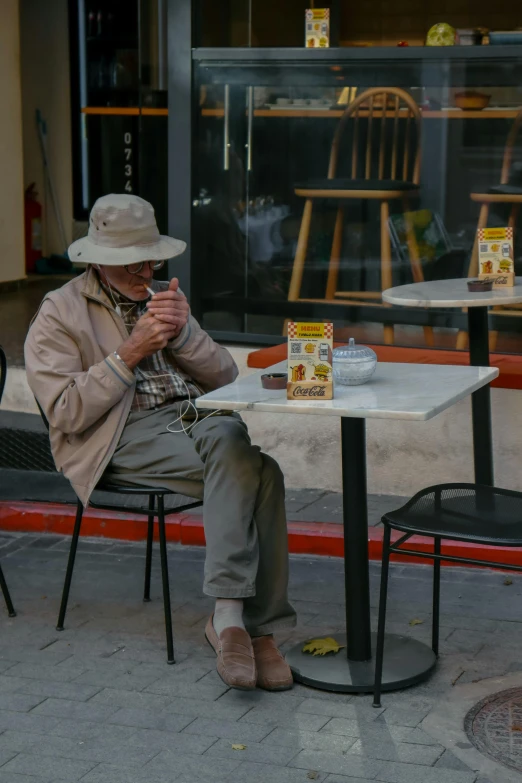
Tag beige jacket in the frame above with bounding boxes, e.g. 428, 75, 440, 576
24, 266, 238, 505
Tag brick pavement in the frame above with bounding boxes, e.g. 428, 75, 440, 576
1, 531, 521, 782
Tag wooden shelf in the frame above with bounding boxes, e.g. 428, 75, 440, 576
201, 107, 520, 119
81, 106, 520, 119
81, 107, 168, 116
426, 109, 520, 118
193, 45, 522, 63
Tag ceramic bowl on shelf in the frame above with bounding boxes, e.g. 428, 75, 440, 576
454, 91, 491, 110
332, 338, 377, 386
489, 31, 522, 45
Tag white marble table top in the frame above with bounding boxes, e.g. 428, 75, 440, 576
196, 362, 498, 421
383, 278, 522, 308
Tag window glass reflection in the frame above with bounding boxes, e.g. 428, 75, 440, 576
194, 57, 522, 351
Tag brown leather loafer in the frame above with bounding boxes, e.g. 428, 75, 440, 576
252, 635, 294, 691
205, 616, 256, 691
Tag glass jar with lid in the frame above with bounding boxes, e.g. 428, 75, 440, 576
332, 338, 377, 386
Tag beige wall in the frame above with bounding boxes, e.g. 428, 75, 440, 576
20, 0, 73, 258
0, 0, 25, 285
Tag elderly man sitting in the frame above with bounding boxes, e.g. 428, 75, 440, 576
25, 194, 296, 691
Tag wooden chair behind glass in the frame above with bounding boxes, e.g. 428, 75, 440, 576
457, 106, 522, 350
287, 86, 432, 345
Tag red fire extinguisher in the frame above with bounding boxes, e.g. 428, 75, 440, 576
24, 183, 42, 273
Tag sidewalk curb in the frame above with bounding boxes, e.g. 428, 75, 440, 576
1, 501, 522, 568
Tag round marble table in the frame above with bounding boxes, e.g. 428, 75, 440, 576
383, 278, 522, 485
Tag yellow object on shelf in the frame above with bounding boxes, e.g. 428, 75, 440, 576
426, 22, 457, 46
337, 87, 357, 106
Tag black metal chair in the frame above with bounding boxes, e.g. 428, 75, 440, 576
35, 401, 202, 663
373, 483, 522, 707
0, 345, 16, 618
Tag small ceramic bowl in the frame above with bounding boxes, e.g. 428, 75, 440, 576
455, 92, 490, 110
467, 279, 493, 292
261, 373, 287, 390
489, 31, 522, 46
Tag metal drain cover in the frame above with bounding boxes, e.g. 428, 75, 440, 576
465, 686, 522, 773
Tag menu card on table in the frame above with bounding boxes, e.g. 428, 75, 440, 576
287, 322, 333, 400
478, 227, 515, 287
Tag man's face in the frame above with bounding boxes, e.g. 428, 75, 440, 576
98, 262, 155, 301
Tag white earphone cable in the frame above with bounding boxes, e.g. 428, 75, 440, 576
133, 364, 222, 436
101, 269, 138, 321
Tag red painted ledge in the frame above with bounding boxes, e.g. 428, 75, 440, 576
1, 501, 522, 570
247, 343, 522, 390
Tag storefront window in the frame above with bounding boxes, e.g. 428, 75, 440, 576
192, 49, 522, 351
68, 1, 522, 353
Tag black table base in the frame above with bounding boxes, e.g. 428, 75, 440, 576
286, 417, 436, 694
468, 306, 494, 485
285, 302, 497, 693
286, 632, 436, 693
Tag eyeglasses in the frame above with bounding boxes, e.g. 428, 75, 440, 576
124, 260, 165, 275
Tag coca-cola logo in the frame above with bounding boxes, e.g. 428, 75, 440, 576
482, 274, 510, 286
292, 385, 326, 397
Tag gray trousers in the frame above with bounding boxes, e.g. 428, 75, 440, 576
105, 404, 296, 636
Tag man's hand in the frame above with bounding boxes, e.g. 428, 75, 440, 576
117, 312, 178, 370
146, 278, 189, 334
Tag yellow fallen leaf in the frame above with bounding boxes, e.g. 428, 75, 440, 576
504, 578, 513, 586
307, 772, 319, 780
302, 637, 345, 656
409, 618, 424, 626
231, 744, 246, 751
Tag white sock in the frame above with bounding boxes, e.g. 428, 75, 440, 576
213, 599, 245, 636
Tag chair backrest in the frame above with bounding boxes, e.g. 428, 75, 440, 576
34, 397, 50, 431
0, 346, 6, 406
328, 87, 422, 185
500, 106, 522, 185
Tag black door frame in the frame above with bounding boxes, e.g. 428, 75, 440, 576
167, 0, 195, 306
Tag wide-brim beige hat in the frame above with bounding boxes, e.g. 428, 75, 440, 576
68, 194, 186, 266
